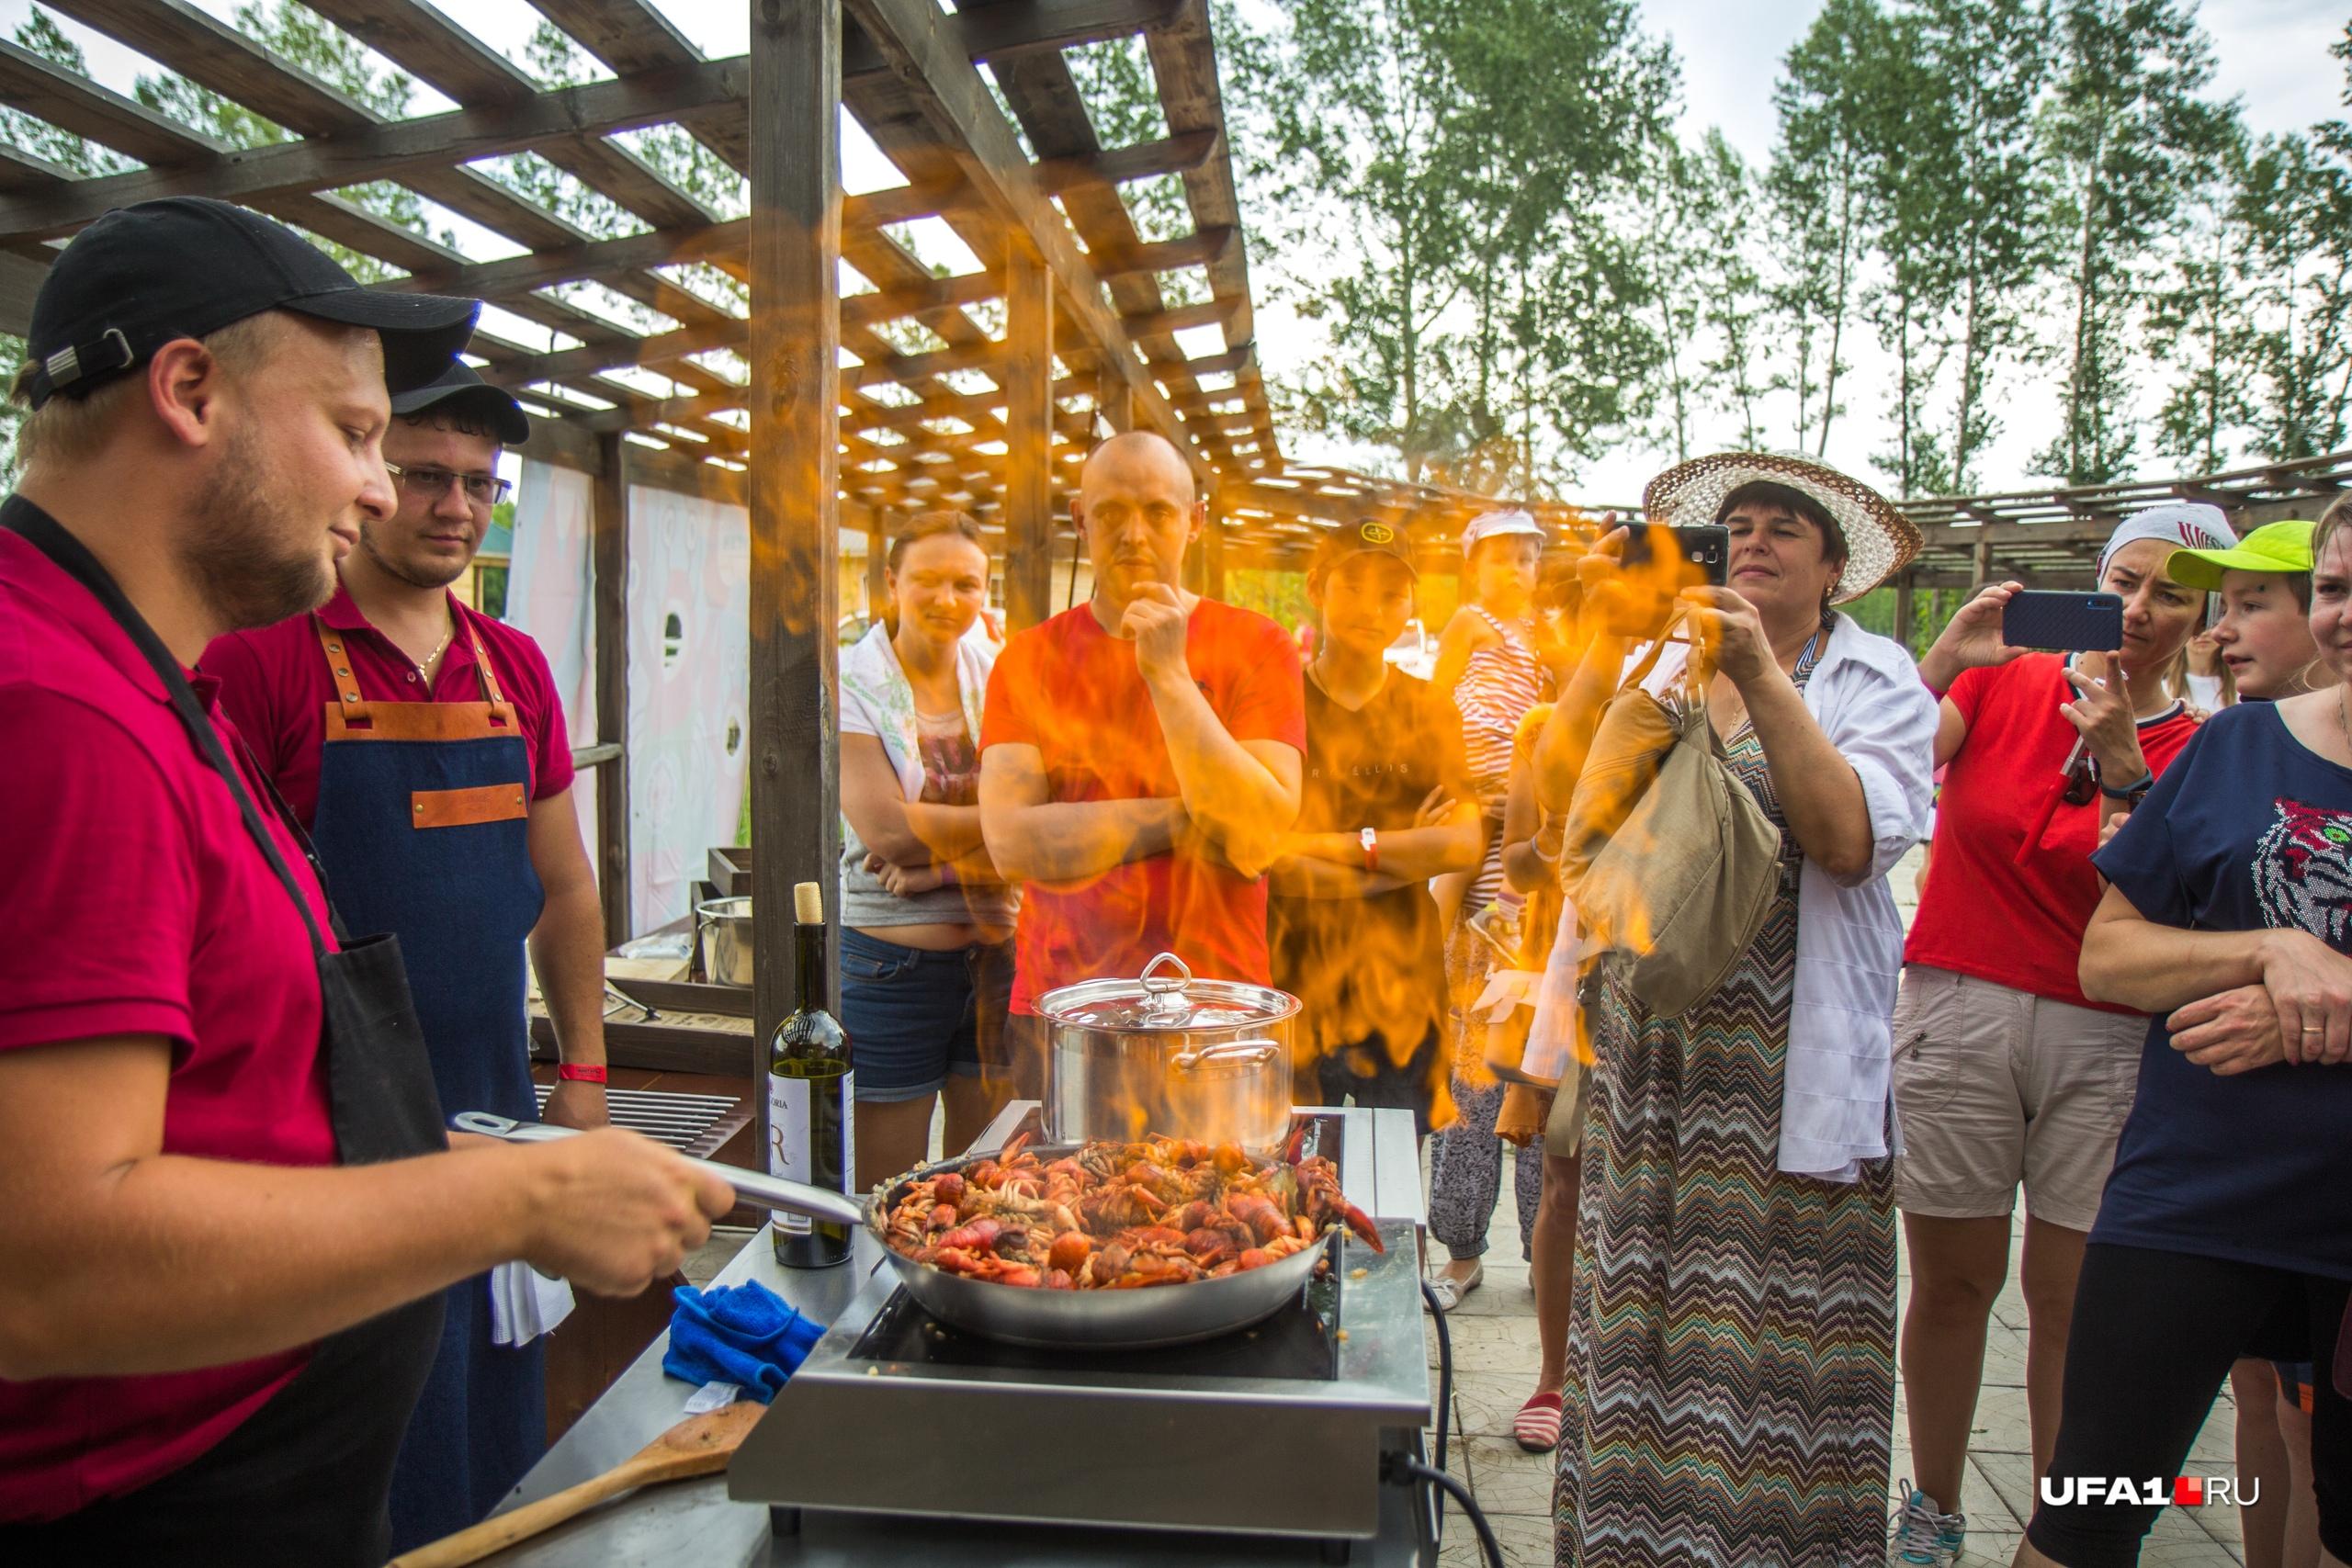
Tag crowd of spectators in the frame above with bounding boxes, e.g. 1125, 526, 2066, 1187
846, 430, 2350, 1568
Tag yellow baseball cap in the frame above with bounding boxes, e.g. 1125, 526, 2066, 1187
2166, 520, 2317, 591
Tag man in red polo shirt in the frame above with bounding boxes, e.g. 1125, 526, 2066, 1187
978, 431, 1306, 1094
0, 198, 730, 1565
201, 363, 610, 1549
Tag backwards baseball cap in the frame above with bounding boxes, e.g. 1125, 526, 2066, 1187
1460, 507, 1544, 557
22, 197, 480, 410
1313, 518, 1418, 579
2165, 520, 2318, 591
390, 360, 530, 446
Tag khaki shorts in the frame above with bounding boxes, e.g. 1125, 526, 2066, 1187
1890, 965, 2147, 1232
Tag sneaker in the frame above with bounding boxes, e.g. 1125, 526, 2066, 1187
1466, 899, 1523, 963
1888, 1482, 1965, 1566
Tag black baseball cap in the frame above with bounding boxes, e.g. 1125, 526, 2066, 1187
23, 197, 480, 410
1312, 517, 1419, 579
390, 360, 530, 445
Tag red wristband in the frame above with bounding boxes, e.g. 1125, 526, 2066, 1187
558, 1063, 608, 1084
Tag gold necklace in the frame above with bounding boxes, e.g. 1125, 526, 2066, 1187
413, 621, 455, 676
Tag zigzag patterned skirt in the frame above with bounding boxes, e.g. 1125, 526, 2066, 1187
1554, 874, 1896, 1566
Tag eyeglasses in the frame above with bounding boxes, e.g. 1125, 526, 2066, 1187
384, 461, 512, 507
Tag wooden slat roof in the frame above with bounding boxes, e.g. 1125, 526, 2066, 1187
0, 0, 1280, 533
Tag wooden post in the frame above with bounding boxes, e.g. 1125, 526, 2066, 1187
1893, 570, 1916, 649
1095, 366, 1134, 434
589, 432, 631, 947
749, 0, 842, 1055
1202, 485, 1227, 600
1003, 248, 1056, 631
865, 513, 888, 622
1972, 528, 1994, 591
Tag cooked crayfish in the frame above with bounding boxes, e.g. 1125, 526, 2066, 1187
880, 1132, 1382, 1291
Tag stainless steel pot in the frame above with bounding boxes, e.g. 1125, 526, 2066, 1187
695, 896, 753, 987
1038, 952, 1299, 1150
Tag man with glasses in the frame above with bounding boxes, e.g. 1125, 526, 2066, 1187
200, 361, 608, 1551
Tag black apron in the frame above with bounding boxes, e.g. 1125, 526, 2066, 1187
0, 501, 449, 1567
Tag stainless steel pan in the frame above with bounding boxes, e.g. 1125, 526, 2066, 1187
455, 1114, 1340, 1351
858, 1139, 1337, 1351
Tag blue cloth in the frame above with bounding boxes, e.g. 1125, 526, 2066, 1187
2091, 702, 2352, 1282
664, 1281, 826, 1402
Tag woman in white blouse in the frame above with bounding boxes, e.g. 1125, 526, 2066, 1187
1534, 455, 1939, 1567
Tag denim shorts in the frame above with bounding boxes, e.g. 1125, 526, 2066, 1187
839, 928, 1012, 1103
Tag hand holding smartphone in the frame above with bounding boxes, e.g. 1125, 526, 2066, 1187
1604, 524, 1730, 637
1999, 591, 2123, 653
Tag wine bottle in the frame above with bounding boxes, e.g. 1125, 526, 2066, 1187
769, 879, 854, 1268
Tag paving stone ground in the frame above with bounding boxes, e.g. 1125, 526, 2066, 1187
1422, 1184, 2248, 1567
1428, 848, 2256, 1566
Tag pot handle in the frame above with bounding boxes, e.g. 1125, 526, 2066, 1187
1170, 1038, 1281, 1072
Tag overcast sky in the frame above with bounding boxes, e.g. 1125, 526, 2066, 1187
8, 0, 2347, 502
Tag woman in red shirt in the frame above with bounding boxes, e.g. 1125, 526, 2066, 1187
1887, 506, 2233, 1566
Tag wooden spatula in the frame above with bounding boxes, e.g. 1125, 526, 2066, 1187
387, 1400, 763, 1568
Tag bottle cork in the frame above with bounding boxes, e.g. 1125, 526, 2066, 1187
793, 880, 823, 925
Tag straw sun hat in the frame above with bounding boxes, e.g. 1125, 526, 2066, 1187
1643, 452, 1923, 604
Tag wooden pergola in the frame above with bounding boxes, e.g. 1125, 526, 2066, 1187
0, 0, 1327, 1039
1882, 449, 2352, 641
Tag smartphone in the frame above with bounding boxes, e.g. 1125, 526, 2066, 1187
1618, 523, 1730, 587
2001, 590, 2123, 653
1606, 524, 1728, 637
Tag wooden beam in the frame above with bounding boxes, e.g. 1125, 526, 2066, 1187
1203, 485, 1227, 599
841, 0, 1214, 489
1003, 251, 1057, 631
590, 434, 633, 946
748, 0, 845, 1054
1892, 571, 1916, 648
0, 56, 751, 239
513, 413, 604, 475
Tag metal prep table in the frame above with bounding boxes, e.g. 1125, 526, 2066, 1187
483, 1102, 1437, 1566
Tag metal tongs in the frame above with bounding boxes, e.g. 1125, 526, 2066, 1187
451, 1111, 865, 1229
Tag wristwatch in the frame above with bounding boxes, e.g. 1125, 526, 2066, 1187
1360, 826, 1380, 873
2098, 773, 2154, 808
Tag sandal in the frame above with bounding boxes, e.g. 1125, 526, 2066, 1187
1514, 1389, 1564, 1452
1425, 1261, 1483, 1312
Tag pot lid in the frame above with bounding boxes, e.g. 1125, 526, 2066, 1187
1035, 951, 1300, 1032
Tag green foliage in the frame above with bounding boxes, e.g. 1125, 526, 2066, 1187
2033, 0, 2236, 485
1240, 0, 1670, 488
1769, 0, 1888, 459
1222, 567, 1314, 633
2235, 130, 2352, 461
130, 1, 443, 283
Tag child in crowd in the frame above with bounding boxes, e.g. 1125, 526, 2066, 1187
1425, 510, 1554, 1309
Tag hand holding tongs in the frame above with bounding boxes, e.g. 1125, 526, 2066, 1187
451, 1111, 865, 1229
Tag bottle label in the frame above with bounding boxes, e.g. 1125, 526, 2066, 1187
766, 1071, 854, 1237
768, 1075, 812, 1236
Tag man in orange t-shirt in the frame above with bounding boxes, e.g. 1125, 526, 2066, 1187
979, 433, 1306, 1096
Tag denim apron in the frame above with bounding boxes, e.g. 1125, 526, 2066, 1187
304, 614, 548, 1552
0, 501, 446, 1567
